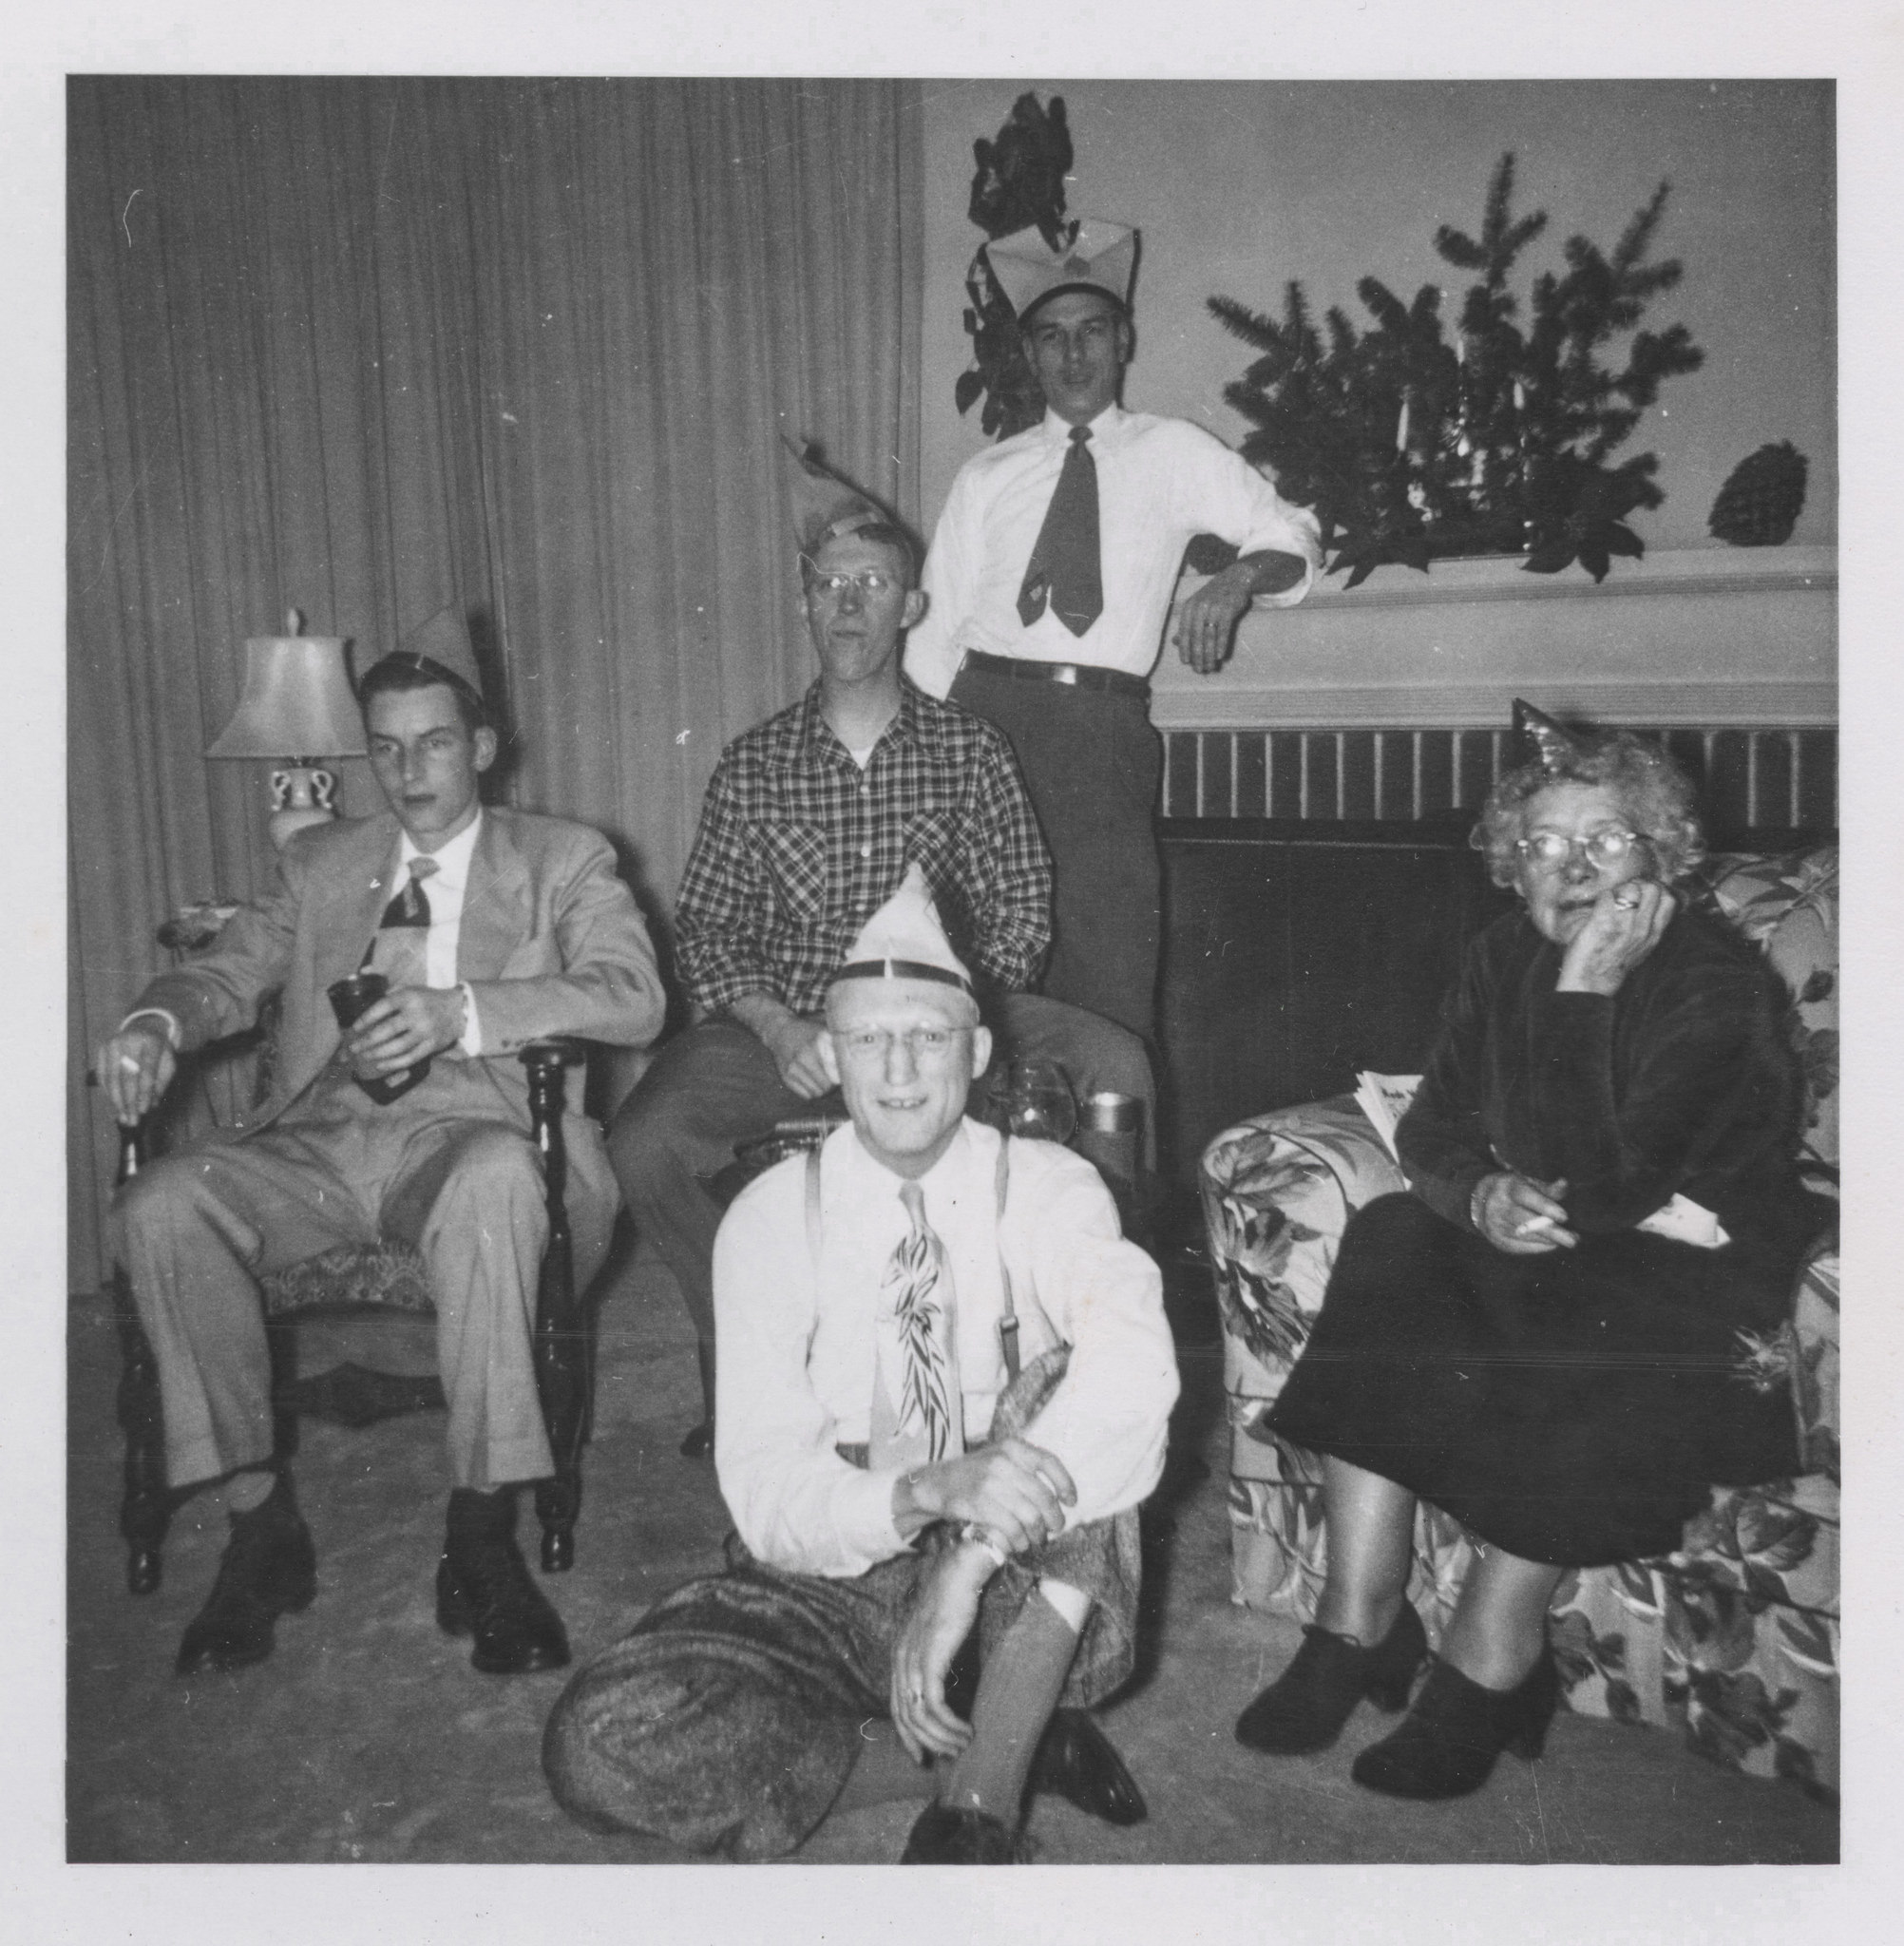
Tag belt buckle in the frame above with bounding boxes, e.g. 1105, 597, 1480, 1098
1051, 664, 1079, 687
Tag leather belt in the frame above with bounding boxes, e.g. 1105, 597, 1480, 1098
961, 649, 1150, 701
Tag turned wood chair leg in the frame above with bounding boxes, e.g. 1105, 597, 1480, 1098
110, 1123, 171, 1595
524, 1043, 592, 1573
112, 1272, 171, 1596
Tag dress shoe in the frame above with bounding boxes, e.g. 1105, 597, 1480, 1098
1028, 1708, 1147, 1825
175, 1475, 317, 1677
435, 1492, 570, 1675
1234, 1600, 1426, 1755
900, 1801, 1025, 1864
1350, 1649, 1560, 1800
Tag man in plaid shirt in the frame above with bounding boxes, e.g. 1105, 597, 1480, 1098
609, 454, 1153, 1454
671, 669, 1052, 1026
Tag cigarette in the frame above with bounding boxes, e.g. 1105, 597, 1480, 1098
1515, 1214, 1563, 1237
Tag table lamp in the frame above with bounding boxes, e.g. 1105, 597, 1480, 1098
206, 610, 368, 848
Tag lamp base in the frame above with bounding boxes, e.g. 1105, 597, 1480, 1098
269, 765, 340, 850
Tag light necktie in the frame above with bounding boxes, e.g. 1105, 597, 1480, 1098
869, 1180, 962, 1472
371, 855, 438, 989
1016, 424, 1103, 637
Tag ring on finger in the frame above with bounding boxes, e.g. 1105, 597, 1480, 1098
1612, 892, 1638, 909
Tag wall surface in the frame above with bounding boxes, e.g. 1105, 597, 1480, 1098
918, 79, 1836, 561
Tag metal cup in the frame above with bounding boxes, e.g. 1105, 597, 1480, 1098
326, 969, 428, 1103
1076, 1090, 1142, 1192
1082, 1091, 1141, 1133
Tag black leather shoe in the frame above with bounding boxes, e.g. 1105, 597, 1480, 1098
1350, 1650, 1560, 1800
1029, 1708, 1147, 1825
436, 1505, 570, 1675
175, 1478, 317, 1677
900, 1801, 1025, 1864
1234, 1600, 1426, 1755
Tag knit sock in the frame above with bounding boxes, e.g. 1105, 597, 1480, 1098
225, 1467, 281, 1518
938, 1586, 1081, 1822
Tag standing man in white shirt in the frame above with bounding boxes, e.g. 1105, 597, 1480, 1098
544, 870, 1179, 1863
94, 610, 666, 1680
904, 220, 1323, 1044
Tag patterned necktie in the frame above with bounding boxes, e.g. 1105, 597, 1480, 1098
869, 1180, 962, 1471
1016, 425, 1103, 637
371, 855, 438, 989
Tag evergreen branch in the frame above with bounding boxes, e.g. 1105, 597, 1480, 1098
1208, 293, 1284, 352
1610, 181, 1672, 277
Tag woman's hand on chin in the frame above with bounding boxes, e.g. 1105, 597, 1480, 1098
1472, 1172, 1577, 1254
1555, 880, 1675, 995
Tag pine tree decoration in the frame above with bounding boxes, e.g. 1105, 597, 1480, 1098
955, 93, 1076, 441
1208, 155, 1704, 586
1708, 441, 1808, 545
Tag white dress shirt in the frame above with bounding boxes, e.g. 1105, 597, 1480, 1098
385, 815, 485, 1055
904, 403, 1323, 698
713, 1117, 1179, 1580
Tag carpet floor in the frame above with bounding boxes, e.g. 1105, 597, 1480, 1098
67, 1229, 1837, 1866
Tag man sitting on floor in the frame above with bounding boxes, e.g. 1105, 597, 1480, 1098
544, 869, 1179, 1861
95, 611, 665, 1679
608, 446, 1155, 1454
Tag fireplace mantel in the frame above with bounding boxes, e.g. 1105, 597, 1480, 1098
1153, 544, 1837, 731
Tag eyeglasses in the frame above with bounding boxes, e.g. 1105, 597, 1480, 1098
806, 569, 903, 599
836, 1026, 970, 1062
1514, 828, 1645, 871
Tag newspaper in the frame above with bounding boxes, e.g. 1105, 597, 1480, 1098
1352, 1071, 1421, 1164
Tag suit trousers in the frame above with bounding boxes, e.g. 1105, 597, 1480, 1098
606, 995, 1154, 1350
114, 1063, 619, 1494
949, 665, 1162, 1044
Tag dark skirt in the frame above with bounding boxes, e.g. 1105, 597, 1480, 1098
1265, 1193, 1801, 1566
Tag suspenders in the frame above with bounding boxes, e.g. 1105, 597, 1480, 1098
804, 1133, 1034, 1380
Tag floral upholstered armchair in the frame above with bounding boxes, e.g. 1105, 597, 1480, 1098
1199, 845, 1839, 1799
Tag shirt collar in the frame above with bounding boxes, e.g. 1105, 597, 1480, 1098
398, 809, 482, 890
1039, 400, 1126, 447
839, 1116, 976, 1204
786, 678, 951, 770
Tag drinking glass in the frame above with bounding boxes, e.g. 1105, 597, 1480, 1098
1000, 1058, 1077, 1145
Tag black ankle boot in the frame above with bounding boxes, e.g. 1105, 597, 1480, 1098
436, 1487, 570, 1675
1234, 1601, 1426, 1755
175, 1472, 317, 1677
1350, 1650, 1560, 1800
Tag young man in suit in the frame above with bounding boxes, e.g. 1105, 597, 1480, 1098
96, 612, 666, 1678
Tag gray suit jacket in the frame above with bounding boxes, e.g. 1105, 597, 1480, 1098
131, 808, 665, 1135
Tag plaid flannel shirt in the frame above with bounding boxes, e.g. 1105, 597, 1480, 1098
676, 680, 1052, 1019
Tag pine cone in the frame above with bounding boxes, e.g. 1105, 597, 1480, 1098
1708, 442, 1808, 546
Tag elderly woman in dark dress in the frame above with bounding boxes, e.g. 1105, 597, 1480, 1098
1232, 716, 1823, 1799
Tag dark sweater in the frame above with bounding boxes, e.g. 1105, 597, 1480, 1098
1399, 902, 1818, 1276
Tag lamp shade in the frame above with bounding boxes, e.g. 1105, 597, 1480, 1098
206, 614, 367, 760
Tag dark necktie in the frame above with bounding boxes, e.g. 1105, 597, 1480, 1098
372, 855, 438, 989
1017, 425, 1103, 637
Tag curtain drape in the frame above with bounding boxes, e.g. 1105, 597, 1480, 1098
68, 77, 923, 1288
